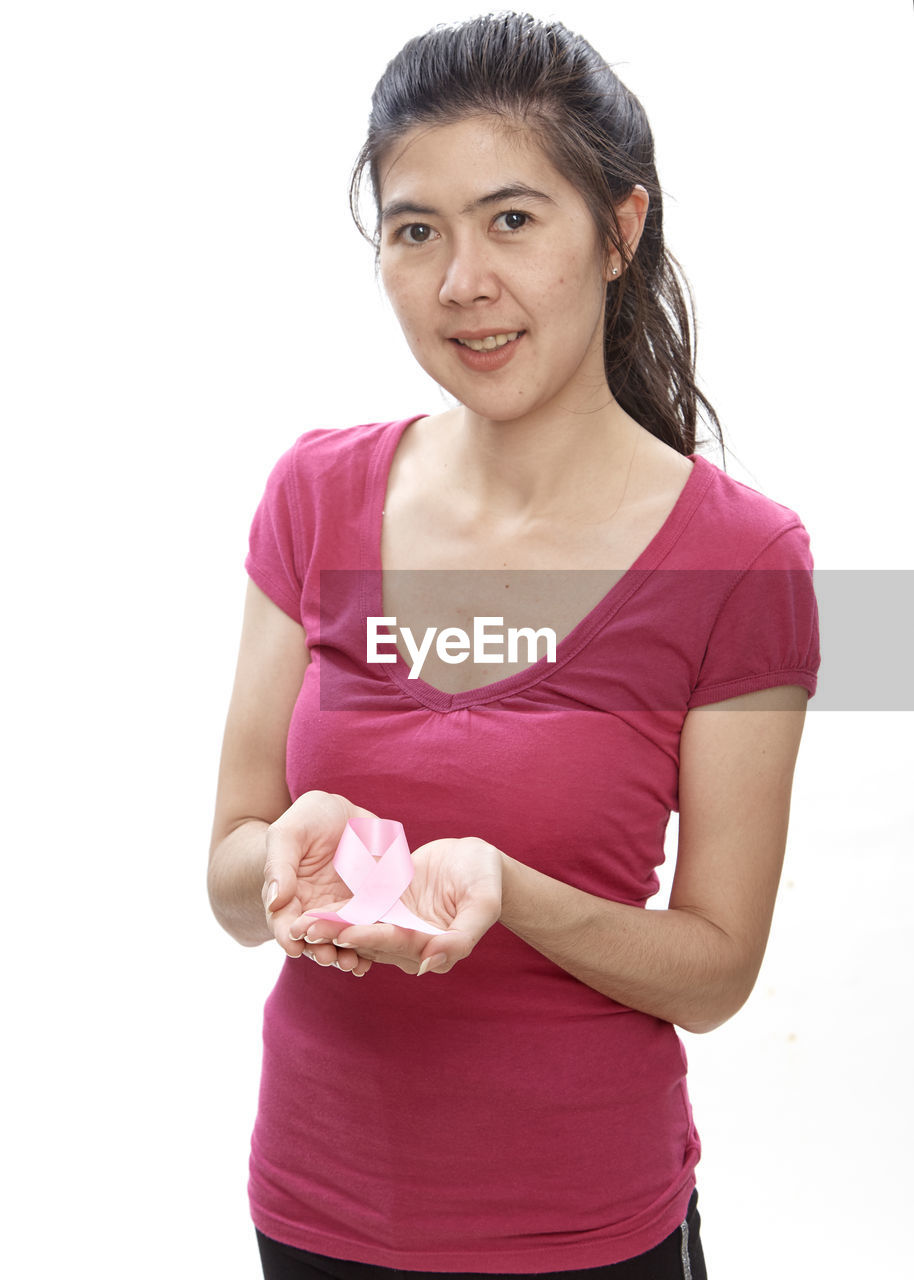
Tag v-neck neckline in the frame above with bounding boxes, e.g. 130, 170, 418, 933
360, 416, 714, 712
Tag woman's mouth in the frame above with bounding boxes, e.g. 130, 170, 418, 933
454, 331, 521, 351
450, 330, 526, 372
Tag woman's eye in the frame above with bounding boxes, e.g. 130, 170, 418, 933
494, 210, 528, 232
401, 223, 436, 244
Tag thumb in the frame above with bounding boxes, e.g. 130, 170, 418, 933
416, 951, 451, 977
415, 895, 500, 975
414, 927, 478, 976
262, 825, 301, 915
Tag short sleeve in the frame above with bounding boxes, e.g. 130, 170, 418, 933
244, 444, 305, 622
688, 523, 821, 707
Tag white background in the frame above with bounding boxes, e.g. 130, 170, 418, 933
1, 1, 911, 1275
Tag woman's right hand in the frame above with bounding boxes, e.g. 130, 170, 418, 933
263, 790, 374, 976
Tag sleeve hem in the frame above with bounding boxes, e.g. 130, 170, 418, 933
245, 557, 303, 624
688, 668, 818, 708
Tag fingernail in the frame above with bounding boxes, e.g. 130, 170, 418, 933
305, 931, 329, 945
266, 882, 278, 909
417, 955, 446, 977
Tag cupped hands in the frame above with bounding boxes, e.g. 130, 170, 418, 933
263, 792, 503, 977
296, 836, 503, 975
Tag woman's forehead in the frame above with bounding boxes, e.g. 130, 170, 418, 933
377, 116, 569, 210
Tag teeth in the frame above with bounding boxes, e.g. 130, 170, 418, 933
456, 331, 520, 351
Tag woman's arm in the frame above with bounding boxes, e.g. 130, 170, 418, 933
209, 581, 375, 976
499, 684, 808, 1032
208, 579, 309, 946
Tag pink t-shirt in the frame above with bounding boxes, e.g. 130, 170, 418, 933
244, 418, 819, 1271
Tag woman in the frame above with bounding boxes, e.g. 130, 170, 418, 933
208, 14, 819, 1278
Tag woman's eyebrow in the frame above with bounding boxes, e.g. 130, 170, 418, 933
380, 199, 438, 224
380, 184, 555, 224
464, 184, 554, 213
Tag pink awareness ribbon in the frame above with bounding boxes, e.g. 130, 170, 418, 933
309, 815, 445, 935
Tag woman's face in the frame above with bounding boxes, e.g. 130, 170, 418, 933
377, 116, 614, 426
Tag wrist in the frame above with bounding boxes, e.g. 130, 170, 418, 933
208, 819, 273, 947
498, 852, 546, 936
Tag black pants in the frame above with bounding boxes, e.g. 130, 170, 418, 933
256, 1191, 707, 1280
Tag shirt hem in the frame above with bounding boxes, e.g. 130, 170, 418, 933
688, 667, 818, 708
245, 559, 302, 624
250, 1178, 696, 1274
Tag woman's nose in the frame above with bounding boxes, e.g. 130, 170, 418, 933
439, 236, 500, 306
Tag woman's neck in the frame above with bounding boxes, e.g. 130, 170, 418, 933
438, 397, 645, 523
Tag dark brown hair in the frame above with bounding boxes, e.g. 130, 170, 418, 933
350, 12, 721, 456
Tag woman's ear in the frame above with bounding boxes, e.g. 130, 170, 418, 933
605, 184, 650, 280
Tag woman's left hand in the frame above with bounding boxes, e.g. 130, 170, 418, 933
292, 837, 503, 975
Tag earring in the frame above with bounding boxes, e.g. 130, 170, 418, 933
611, 266, 619, 276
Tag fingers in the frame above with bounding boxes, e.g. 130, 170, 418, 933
288, 912, 373, 976
291, 914, 348, 946
301, 918, 407, 949
310, 921, 426, 973
299, 942, 372, 977
269, 907, 308, 959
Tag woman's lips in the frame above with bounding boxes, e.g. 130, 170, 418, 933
450, 330, 525, 371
